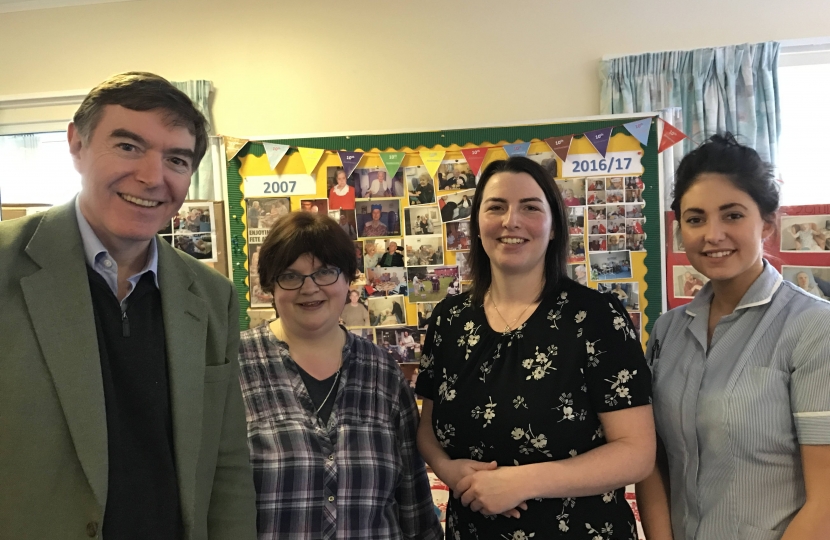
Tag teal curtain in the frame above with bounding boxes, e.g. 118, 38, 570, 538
172, 80, 215, 200
600, 42, 781, 166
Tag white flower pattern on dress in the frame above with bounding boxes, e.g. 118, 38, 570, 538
515, 424, 553, 457
470, 396, 497, 428
604, 369, 637, 406
554, 392, 587, 422
438, 368, 457, 402
522, 345, 558, 381
435, 422, 455, 448
424, 287, 647, 539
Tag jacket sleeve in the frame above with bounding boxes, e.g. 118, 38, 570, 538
207, 285, 258, 539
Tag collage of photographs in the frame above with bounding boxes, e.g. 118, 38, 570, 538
158, 202, 218, 262
245, 159, 479, 369
245, 153, 656, 360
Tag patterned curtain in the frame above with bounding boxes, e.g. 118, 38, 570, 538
172, 80, 215, 201
600, 42, 781, 195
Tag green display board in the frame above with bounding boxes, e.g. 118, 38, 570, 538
226, 117, 660, 337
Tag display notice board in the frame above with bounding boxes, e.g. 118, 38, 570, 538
225, 116, 661, 352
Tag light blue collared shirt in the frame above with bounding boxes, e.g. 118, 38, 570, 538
74, 196, 159, 308
648, 261, 830, 540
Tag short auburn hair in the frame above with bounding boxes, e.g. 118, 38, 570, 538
258, 212, 359, 297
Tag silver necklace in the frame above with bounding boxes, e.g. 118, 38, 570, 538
315, 367, 341, 415
487, 291, 535, 334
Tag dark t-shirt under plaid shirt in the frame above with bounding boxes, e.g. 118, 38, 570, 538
238, 324, 442, 540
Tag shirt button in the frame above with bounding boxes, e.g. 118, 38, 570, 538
86, 521, 99, 537
328, 495, 335, 502
327, 454, 334, 461
103, 259, 113, 268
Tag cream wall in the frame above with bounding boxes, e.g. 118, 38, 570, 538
1, 0, 829, 138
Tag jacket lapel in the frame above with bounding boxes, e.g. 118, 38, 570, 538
157, 242, 208, 533
20, 201, 109, 508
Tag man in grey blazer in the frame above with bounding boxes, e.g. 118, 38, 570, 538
0, 72, 257, 540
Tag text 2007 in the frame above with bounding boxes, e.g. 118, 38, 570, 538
263, 180, 297, 194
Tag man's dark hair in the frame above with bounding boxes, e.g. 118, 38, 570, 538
73, 72, 209, 169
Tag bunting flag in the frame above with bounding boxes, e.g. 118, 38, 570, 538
224, 136, 248, 161
419, 149, 446, 180
460, 147, 488, 176
503, 141, 531, 158
379, 151, 405, 178
262, 142, 290, 170
584, 127, 614, 158
337, 150, 364, 177
658, 118, 688, 153
623, 118, 652, 146
544, 135, 574, 162
298, 147, 325, 174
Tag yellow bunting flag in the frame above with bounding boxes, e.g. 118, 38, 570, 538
419, 149, 446, 180
223, 136, 248, 161
297, 147, 325, 174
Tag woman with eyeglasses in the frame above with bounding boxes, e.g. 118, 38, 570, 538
238, 212, 441, 540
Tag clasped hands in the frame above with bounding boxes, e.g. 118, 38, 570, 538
443, 459, 529, 518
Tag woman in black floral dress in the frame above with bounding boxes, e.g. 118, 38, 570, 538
415, 157, 655, 539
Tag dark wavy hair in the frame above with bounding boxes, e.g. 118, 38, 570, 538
672, 132, 779, 225
467, 156, 569, 305
258, 212, 358, 317
73, 72, 209, 169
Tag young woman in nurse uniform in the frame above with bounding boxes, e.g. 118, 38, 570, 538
637, 134, 830, 540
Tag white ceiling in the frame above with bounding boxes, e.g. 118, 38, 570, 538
0, 0, 137, 14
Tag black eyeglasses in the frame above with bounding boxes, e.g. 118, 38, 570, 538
275, 267, 342, 290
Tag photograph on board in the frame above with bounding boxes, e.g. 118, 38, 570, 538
404, 234, 444, 267
436, 159, 476, 191
341, 287, 371, 327
367, 295, 407, 327
404, 205, 440, 235
326, 166, 357, 210
590, 250, 633, 281
438, 189, 475, 223
407, 266, 460, 303
376, 326, 425, 363
780, 215, 830, 251
365, 266, 408, 297
596, 281, 640, 310
445, 221, 472, 251
555, 178, 586, 207
350, 167, 405, 198
673, 265, 708, 298
355, 198, 401, 238
782, 266, 830, 299
403, 166, 437, 205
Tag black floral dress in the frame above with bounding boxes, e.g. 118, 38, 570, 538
415, 279, 651, 540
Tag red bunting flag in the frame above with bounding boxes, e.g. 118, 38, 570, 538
544, 135, 574, 162
658, 118, 688, 153
460, 147, 489, 176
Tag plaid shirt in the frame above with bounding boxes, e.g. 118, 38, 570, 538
238, 325, 442, 540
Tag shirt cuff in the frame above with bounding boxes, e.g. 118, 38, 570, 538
794, 411, 830, 444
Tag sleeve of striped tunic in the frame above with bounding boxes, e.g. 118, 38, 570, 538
394, 376, 443, 539
790, 306, 830, 445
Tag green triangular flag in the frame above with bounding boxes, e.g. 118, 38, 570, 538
379, 151, 405, 178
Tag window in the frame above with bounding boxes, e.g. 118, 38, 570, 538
778, 61, 830, 206
0, 131, 80, 206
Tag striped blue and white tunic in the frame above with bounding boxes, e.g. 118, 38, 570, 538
647, 261, 830, 540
